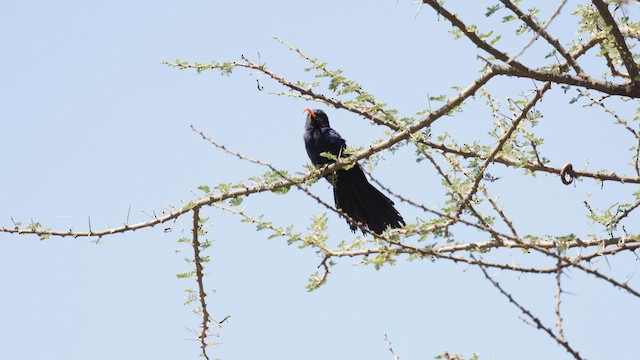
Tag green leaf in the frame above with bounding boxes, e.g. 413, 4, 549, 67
197, 185, 211, 195
229, 197, 244, 207
485, 5, 501, 17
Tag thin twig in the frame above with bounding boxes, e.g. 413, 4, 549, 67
554, 252, 566, 342
474, 254, 584, 360
385, 334, 400, 360
454, 82, 552, 218
422, 0, 529, 71
504, 0, 574, 70
592, 0, 640, 82
191, 207, 211, 360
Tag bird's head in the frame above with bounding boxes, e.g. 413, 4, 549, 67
304, 108, 330, 128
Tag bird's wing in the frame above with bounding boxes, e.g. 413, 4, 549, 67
321, 127, 347, 155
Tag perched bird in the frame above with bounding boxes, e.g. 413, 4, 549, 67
303, 108, 405, 234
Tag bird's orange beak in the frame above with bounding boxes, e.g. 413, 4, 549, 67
303, 108, 315, 118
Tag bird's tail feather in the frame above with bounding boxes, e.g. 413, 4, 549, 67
332, 165, 404, 234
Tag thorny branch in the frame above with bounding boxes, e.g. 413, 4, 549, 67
555, 254, 566, 343
453, 81, 552, 218
591, 0, 640, 83
385, 334, 400, 360
207, 156, 640, 294
4, 1, 640, 359
423, 0, 530, 71
503, 0, 577, 72
475, 255, 584, 360
191, 207, 212, 360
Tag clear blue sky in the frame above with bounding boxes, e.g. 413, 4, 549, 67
1, 1, 638, 359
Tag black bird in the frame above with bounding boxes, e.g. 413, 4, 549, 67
303, 108, 405, 234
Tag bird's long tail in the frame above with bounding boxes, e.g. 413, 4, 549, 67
332, 165, 404, 234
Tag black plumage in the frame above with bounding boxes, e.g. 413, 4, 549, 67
303, 108, 405, 234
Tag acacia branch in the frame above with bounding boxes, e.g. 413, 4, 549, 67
366, 170, 518, 241
3, 59, 498, 240
500, 0, 584, 75
474, 256, 584, 360
192, 125, 382, 236
555, 254, 566, 343
191, 207, 211, 360
592, 0, 640, 82
455, 81, 551, 218
419, 149, 497, 241
579, 90, 640, 140
426, 139, 640, 184
492, 64, 640, 98
422, 0, 529, 71
620, 26, 640, 40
